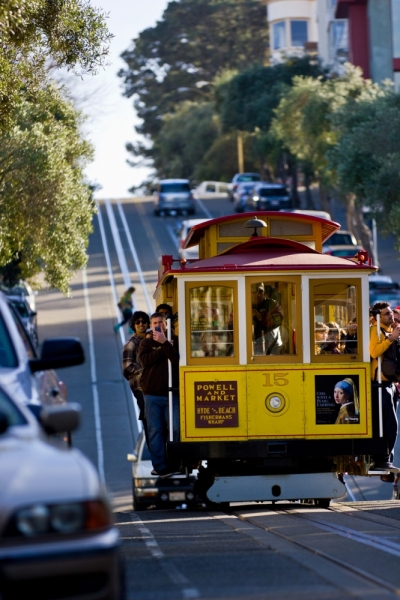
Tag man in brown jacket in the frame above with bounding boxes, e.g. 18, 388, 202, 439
137, 312, 180, 478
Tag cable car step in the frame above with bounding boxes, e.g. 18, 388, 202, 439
206, 473, 346, 503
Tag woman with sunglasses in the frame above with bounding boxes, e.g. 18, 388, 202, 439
122, 311, 150, 443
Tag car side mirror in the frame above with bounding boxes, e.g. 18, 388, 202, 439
40, 403, 81, 434
0, 411, 9, 435
30, 338, 85, 372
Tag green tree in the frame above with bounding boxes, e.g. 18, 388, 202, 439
215, 57, 325, 201
119, 0, 268, 142
0, 84, 95, 292
215, 57, 324, 133
329, 81, 400, 255
0, 0, 112, 128
0, 1, 111, 290
271, 75, 340, 208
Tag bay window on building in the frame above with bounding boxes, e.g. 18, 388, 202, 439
272, 19, 309, 51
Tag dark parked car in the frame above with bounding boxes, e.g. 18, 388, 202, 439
127, 431, 199, 510
153, 179, 196, 216
232, 182, 258, 213
369, 275, 400, 307
250, 183, 291, 211
228, 173, 261, 201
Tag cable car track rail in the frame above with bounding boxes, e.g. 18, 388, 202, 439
214, 504, 400, 597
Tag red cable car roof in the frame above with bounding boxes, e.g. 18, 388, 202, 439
163, 237, 375, 276
185, 211, 340, 249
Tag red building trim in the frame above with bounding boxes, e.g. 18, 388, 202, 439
393, 58, 400, 71
336, 0, 370, 78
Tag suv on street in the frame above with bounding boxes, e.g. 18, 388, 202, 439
228, 173, 261, 201
250, 183, 291, 211
153, 179, 196, 216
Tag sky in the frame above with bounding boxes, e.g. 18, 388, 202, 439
67, 0, 169, 199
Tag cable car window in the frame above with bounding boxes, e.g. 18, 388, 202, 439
312, 281, 359, 358
189, 286, 234, 358
251, 280, 298, 357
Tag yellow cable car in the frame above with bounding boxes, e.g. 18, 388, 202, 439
155, 211, 384, 507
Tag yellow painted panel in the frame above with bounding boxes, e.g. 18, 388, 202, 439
304, 365, 371, 438
247, 367, 305, 438
180, 367, 248, 441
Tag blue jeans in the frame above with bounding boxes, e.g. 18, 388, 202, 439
144, 394, 180, 472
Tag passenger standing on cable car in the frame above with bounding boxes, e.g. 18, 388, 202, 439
137, 312, 180, 478
369, 301, 400, 472
122, 311, 150, 444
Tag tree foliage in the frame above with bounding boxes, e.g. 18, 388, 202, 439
0, 1, 111, 290
0, 84, 95, 292
0, 0, 112, 129
119, 0, 268, 139
329, 83, 400, 245
215, 57, 324, 133
150, 101, 261, 182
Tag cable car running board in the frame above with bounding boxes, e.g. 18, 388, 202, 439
206, 473, 346, 503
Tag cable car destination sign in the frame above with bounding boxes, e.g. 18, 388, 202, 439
195, 381, 238, 427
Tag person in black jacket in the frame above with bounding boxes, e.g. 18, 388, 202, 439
137, 312, 180, 478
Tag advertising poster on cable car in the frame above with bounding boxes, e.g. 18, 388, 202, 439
315, 375, 360, 425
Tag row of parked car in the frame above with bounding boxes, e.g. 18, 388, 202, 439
151, 174, 292, 217
0, 288, 123, 599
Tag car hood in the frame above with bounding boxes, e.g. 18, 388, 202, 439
0, 430, 102, 526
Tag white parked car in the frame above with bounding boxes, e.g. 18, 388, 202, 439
0, 387, 122, 599
0, 280, 37, 312
323, 230, 358, 247
281, 209, 333, 221
192, 181, 229, 200
0, 291, 81, 409
176, 218, 211, 260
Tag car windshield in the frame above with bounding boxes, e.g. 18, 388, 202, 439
237, 175, 260, 182
0, 388, 27, 425
328, 233, 356, 246
370, 293, 400, 306
160, 183, 190, 193
370, 282, 399, 290
330, 249, 358, 257
0, 313, 18, 368
259, 188, 287, 197
11, 301, 29, 318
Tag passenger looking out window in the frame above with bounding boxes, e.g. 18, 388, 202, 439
312, 282, 359, 358
189, 285, 235, 358
252, 283, 284, 355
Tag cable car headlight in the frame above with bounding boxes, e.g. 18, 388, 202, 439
265, 394, 286, 413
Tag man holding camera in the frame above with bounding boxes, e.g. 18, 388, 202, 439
370, 301, 400, 472
137, 312, 180, 478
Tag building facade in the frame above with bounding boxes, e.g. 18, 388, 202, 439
262, 0, 319, 63
317, 0, 349, 73
335, 0, 400, 86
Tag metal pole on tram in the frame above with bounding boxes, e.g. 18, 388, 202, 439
376, 311, 383, 437
167, 316, 174, 442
